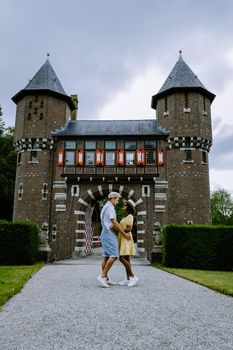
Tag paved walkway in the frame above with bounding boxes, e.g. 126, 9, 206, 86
0, 252, 233, 350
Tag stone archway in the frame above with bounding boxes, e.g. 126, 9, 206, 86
74, 184, 147, 257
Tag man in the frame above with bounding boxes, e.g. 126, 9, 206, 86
97, 192, 131, 288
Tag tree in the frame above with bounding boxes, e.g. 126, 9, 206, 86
211, 189, 233, 225
0, 107, 17, 221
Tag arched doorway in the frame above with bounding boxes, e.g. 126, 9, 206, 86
74, 184, 147, 257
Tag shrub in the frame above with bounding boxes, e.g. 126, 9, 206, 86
162, 225, 233, 270
0, 221, 39, 265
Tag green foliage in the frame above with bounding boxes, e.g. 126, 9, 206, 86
0, 221, 39, 265
162, 225, 233, 271
211, 189, 233, 225
153, 265, 233, 297
0, 263, 44, 307
0, 111, 17, 221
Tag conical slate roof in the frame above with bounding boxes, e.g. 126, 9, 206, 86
24, 58, 67, 95
159, 55, 206, 93
151, 53, 215, 109
12, 57, 75, 110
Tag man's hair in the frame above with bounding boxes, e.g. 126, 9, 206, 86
108, 191, 121, 199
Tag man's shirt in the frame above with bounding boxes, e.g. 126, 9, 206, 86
100, 202, 116, 231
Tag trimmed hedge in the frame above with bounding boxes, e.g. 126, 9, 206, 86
0, 221, 39, 265
162, 225, 233, 270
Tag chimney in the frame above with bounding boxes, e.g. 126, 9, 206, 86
71, 95, 78, 120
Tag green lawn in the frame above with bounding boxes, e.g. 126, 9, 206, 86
154, 264, 233, 297
0, 262, 44, 308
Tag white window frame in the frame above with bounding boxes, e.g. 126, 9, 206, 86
142, 185, 150, 197
71, 185, 80, 197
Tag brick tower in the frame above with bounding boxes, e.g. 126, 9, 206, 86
151, 52, 215, 224
12, 56, 75, 250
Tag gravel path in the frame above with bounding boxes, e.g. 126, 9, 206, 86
0, 254, 233, 350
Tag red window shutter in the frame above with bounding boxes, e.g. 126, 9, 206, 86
96, 150, 104, 166
57, 150, 64, 166
136, 149, 145, 166
116, 150, 124, 166
76, 149, 84, 166
157, 149, 164, 165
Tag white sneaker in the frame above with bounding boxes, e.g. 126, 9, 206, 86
106, 278, 117, 286
118, 279, 130, 286
128, 276, 139, 287
97, 275, 110, 288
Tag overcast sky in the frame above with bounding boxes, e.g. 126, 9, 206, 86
0, 0, 233, 194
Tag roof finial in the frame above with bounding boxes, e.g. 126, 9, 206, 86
179, 50, 182, 58
47, 53, 50, 59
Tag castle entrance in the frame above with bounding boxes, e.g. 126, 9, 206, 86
73, 184, 147, 257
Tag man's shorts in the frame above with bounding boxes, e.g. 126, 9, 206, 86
100, 228, 119, 258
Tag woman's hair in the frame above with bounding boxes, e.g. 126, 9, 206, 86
125, 202, 135, 216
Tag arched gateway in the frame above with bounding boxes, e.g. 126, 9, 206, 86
74, 184, 147, 257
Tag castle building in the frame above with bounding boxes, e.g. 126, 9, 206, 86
12, 52, 215, 261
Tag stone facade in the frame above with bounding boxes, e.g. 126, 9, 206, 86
12, 55, 215, 261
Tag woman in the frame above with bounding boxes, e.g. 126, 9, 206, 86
118, 199, 139, 287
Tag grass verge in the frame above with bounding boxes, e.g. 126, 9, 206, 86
0, 262, 44, 308
153, 263, 233, 297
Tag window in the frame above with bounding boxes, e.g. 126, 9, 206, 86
105, 141, 116, 149
125, 141, 136, 150
105, 151, 115, 165
31, 139, 37, 149
184, 150, 192, 162
17, 152, 22, 165
65, 141, 76, 149
164, 96, 168, 111
18, 183, 23, 200
203, 96, 207, 115
40, 113, 43, 120
29, 139, 38, 163
85, 141, 96, 149
42, 183, 48, 200
146, 150, 156, 165
29, 101, 32, 108
145, 140, 157, 149
28, 113, 31, 121
142, 185, 150, 197
30, 151, 38, 163
85, 151, 95, 165
34, 107, 38, 115
202, 151, 207, 164
71, 185, 79, 197
65, 151, 75, 165
185, 93, 189, 108
185, 137, 191, 148
35, 95, 38, 102
126, 151, 135, 165
40, 101, 44, 108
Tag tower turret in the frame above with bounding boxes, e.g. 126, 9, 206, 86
151, 52, 215, 224
12, 57, 75, 253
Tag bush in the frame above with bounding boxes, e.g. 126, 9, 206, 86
0, 221, 39, 265
162, 225, 233, 271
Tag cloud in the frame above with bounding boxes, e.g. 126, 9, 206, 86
210, 120, 233, 171
2, 0, 233, 126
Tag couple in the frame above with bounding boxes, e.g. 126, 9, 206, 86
97, 192, 139, 288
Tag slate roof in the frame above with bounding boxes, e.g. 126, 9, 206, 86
151, 54, 215, 109
23, 58, 67, 95
12, 58, 75, 109
52, 119, 169, 137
